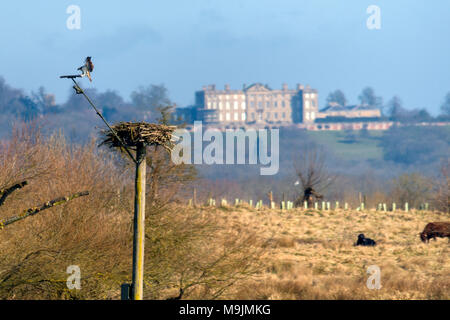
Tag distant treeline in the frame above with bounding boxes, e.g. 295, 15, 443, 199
325, 87, 450, 123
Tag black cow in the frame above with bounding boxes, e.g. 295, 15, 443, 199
355, 234, 376, 246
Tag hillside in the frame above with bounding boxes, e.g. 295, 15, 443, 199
307, 130, 384, 161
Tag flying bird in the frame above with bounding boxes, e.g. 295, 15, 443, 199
77, 56, 94, 82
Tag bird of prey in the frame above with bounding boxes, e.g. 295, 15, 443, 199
77, 56, 94, 82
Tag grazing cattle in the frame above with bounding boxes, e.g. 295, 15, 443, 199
420, 222, 450, 243
355, 234, 377, 246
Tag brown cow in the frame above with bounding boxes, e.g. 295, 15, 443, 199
420, 222, 450, 243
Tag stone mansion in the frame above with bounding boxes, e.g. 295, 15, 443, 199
173, 83, 382, 129
174, 83, 319, 127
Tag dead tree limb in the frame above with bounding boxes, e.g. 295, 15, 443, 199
0, 191, 89, 229
0, 181, 28, 207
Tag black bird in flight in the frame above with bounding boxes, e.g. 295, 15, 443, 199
77, 56, 94, 82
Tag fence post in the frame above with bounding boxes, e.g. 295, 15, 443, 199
344, 202, 348, 210
405, 202, 409, 212
314, 202, 318, 210
326, 202, 330, 210
392, 203, 396, 211
304, 201, 308, 209
335, 201, 339, 210
361, 203, 365, 211
321, 201, 325, 210
249, 200, 253, 207
383, 203, 387, 212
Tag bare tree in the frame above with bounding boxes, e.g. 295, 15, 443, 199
294, 145, 336, 207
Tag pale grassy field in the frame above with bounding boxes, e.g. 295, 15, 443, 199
209, 205, 449, 300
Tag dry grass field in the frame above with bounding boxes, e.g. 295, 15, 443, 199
0, 126, 448, 300
208, 205, 449, 300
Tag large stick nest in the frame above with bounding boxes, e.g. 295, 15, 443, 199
100, 122, 176, 152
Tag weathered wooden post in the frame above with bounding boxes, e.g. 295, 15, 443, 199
132, 142, 146, 300
405, 202, 409, 212
392, 203, 396, 211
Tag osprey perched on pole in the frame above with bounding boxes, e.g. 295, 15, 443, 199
77, 56, 94, 82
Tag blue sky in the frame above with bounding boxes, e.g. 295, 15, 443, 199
0, 0, 449, 114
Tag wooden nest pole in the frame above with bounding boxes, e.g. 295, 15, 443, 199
101, 122, 175, 300
132, 141, 146, 300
